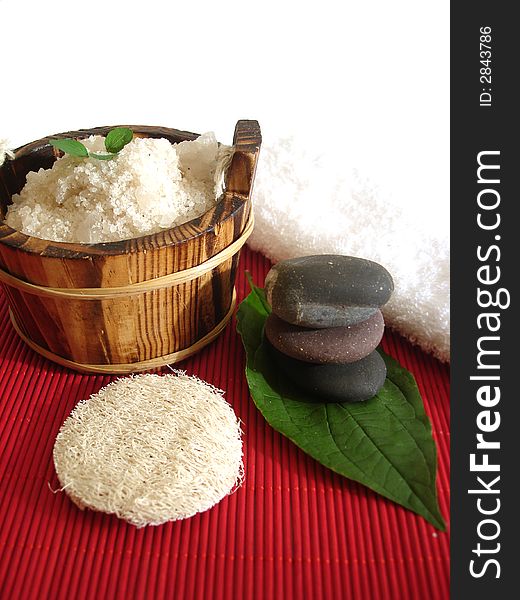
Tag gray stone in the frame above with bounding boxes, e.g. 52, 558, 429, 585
267, 342, 387, 402
265, 310, 384, 364
265, 255, 393, 328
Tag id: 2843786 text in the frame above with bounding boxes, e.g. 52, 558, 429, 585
480, 26, 492, 107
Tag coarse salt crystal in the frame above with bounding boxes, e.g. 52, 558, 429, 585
5, 132, 231, 244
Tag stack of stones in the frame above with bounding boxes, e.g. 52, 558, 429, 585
264, 255, 394, 402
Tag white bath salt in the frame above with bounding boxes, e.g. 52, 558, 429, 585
5, 132, 232, 243
53, 373, 244, 527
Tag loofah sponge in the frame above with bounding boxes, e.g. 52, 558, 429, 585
53, 373, 243, 527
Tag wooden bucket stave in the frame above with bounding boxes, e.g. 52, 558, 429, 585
0, 120, 261, 373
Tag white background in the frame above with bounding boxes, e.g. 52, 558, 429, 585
0, 0, 449, 225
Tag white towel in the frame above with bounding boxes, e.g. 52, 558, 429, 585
248, 138, 450, 362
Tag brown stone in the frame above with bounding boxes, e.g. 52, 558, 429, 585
264, 310, 384, 364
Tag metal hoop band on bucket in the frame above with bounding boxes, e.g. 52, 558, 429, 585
8, 289, 237, 374
0, 215, 253, 373
0, 216, 254, 299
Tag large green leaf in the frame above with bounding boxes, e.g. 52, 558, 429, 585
236, 283, 445, 530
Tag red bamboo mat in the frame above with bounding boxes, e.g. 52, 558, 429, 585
0, 246, 450, 600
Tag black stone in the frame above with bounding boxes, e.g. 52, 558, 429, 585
265, 310, 385, 364
265, 255, 394, 328
267, 341, 387, 402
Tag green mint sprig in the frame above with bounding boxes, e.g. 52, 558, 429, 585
49, 127, 133, 161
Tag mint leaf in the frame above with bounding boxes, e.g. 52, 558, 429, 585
105, 127, 133, 154
89, 153, 116, 161
49, 138, 89, 158
236, 286, 445, 531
